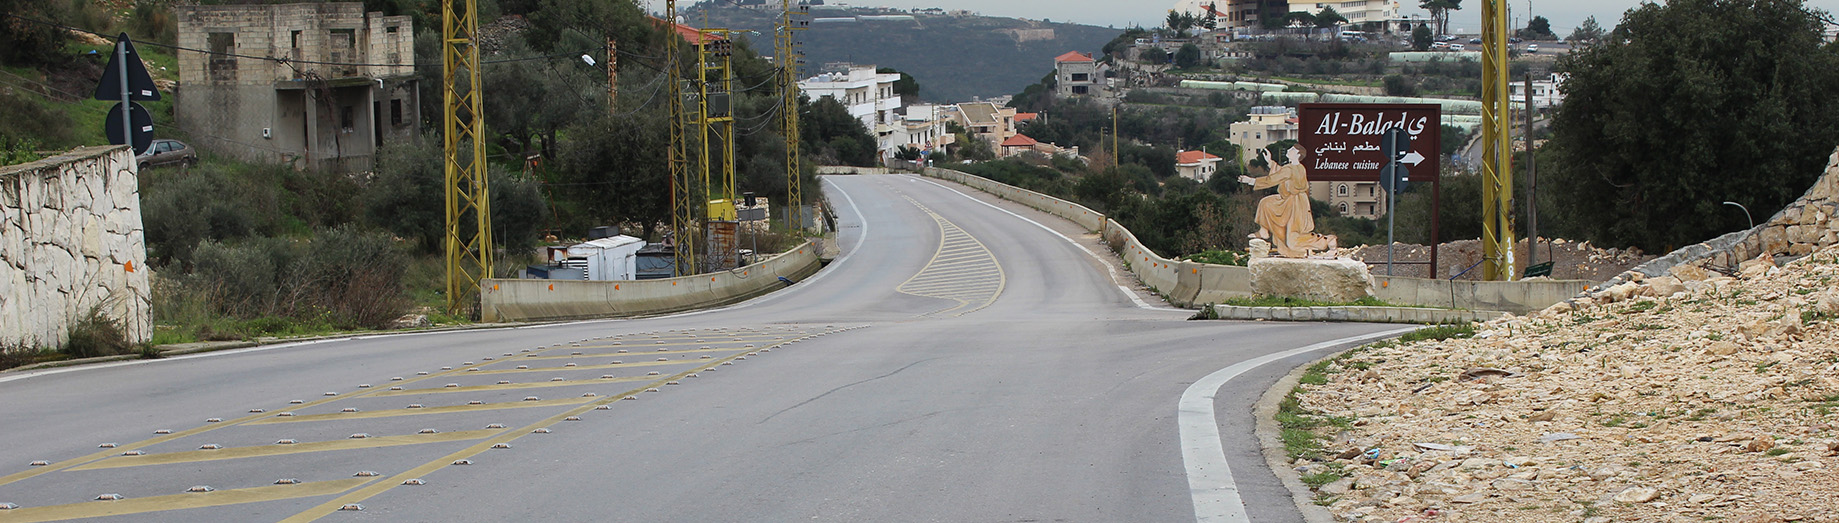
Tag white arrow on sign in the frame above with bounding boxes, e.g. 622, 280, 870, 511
1400, 150, 1426, 166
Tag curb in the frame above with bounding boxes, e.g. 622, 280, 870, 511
1, 321, 545, 375
1206, 304, 1505, 324
1254, 349, 1354, 523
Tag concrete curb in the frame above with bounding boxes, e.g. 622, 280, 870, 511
1, 321, 545, 374
1253, 348, 1361, 523
1205, 304, 1506, 324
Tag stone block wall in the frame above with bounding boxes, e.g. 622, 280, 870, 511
1610, 147, 1839, 290
0, 146, 151, 350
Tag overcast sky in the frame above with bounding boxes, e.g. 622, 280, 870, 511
661, 0, 1839, 39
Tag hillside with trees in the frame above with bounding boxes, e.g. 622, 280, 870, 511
686, 4, 1121, 102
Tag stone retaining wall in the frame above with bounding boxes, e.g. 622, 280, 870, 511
1, 146, 151, 350
1604, 147, 1839, 291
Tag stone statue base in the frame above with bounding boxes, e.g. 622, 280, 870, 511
1248, 257, 1376, 303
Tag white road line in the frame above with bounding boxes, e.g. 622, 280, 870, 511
908, 175, 1187, 312
1179, 327, 1417, 522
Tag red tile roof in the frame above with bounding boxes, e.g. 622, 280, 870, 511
1015, 112, 1038, 122
1177, 150, 1222, 164
1054, 51, 1094, 63
651, 17, 727, 46
1000, 134, 1040, 147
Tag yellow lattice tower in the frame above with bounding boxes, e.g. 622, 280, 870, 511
778, 0, 808, 230
442, 0, 492, 314
1480, 0, 1516, 280
693, 30, 738, 271
666, 0, 696, 276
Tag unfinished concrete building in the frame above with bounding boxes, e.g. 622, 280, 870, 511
175, 3, 418, 171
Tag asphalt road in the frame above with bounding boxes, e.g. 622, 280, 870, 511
0, 174, 1400, 522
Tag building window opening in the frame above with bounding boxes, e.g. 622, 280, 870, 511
340, 105, 355, 132
290, 30, 302, 49
1337, 184, 1349, 196
390, 99, 403, 126
207, 33, 236, 79
1071, 73, 1088, 82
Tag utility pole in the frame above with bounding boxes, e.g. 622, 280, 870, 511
442, 0, 492, 315
1523, 73, 1538, 269
778, 0, 808, 231
696, 30, 739, 271
607, 38, 618, 112
1112, 105, 1119, 164
666, 0, 696, 276
1479, 0, 1516, 280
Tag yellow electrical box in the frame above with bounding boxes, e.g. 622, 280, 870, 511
706, 199, 738, 221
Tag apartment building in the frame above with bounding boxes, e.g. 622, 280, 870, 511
1054, 51, 1102, 97
798, 64, 905, 160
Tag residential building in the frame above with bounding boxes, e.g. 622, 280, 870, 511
1310, 179, 1387, 218
1290, 0, 1398, 25
1054, 51, 1102, 97
1175, 0, 1290, 30
1175, 149, 1224, 182
895, 104, 954, 155
798, 64, 904, 159
1508, 72, 1568, 109
1229, 106, 1298, 166
950, 102, 1018, 149
175, 2, 417, 171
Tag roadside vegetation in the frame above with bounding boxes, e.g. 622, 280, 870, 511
2, 0, 875, 359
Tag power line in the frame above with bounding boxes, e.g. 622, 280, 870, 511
1, 12, 602, 68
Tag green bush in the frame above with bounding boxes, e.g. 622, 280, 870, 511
181, 226, 409, 330
64, 306, 133, 359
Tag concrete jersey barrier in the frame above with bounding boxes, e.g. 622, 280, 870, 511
918, 167, 1584, 314
479, 241, 823, 322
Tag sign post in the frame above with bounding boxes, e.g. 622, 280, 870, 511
1299, 103, 1443, 276
94, 33, 161, 156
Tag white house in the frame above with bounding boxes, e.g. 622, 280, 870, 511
1176, 149, 1224, 182
1508, 72, 1568, 109
798, 64, 905, 160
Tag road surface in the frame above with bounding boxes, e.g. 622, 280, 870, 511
0, 174, 1400, 522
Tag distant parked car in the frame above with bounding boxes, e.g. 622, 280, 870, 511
1450, 43, 1466, 51
1526, 44, 1540, 53
137, 139, 196, 169
1469, 38, 1482, 44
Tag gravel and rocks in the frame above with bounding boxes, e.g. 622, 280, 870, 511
1339, 238, 1654, 282
1287, 245, 1839, 523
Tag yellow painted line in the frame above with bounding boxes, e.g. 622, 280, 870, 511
371, 375, 653, 396
0, 477, 373, 523
0, 360, 492, 488
893, 196, 1007, 318
279, 328, 853, 523
465, 359, 695, 375
512, 345, 762, 361
68, 430, 503, 471
245, 397, 595, 425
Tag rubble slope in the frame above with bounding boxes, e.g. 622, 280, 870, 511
1290, 246, 1839, 523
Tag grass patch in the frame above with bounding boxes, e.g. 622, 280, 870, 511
1398, 323, 1476, 343
1301, 462, 1349, 489
1180, 249, 1249, 266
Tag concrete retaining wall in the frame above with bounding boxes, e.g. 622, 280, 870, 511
1, 146, 152, 350
1374, 276, 1590, 315
479, 242, 823, 322
816, 166, 893, 175
1208, 304, 1506, 324
919, 167, 1585, 314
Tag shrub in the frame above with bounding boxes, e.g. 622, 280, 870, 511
64, 306, 133, 359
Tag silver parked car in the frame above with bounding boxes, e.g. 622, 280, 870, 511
137, 139, 197, 169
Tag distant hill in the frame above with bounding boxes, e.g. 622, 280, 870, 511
687, 6, 1122, 103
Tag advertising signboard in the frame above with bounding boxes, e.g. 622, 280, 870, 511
1297, 103, 1442, 183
